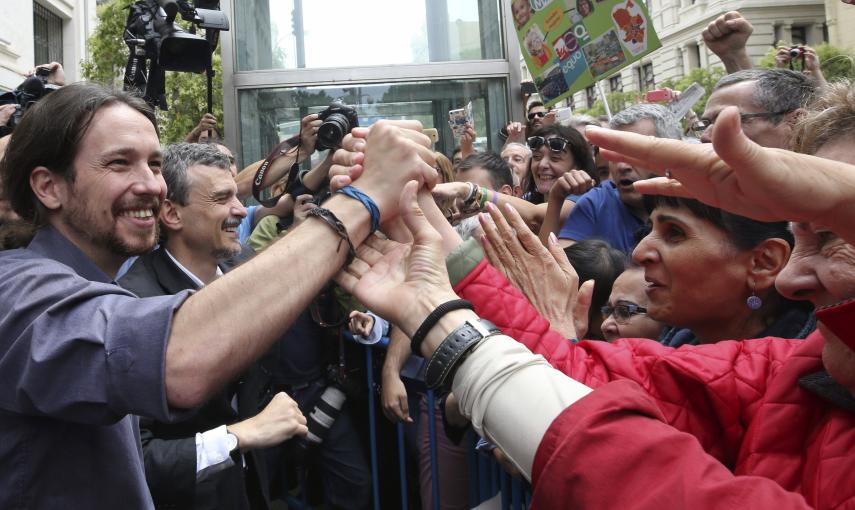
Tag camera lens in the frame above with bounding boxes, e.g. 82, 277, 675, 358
789, 48, 801, 58
318, 113, 349, 150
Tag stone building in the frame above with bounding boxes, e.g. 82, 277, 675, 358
567, 0, 828, 109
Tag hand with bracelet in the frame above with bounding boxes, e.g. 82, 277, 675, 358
336, 180, 594, 481
335, 181, 480, 358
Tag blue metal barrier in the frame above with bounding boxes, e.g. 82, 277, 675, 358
365, 345, 381, 510
357, 337, 529, 510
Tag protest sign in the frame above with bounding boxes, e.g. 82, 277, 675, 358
512, 0, 661, 106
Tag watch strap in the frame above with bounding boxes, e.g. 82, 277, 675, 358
425, 319, 500, 390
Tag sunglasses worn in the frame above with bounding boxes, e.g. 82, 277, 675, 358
527, 111, 546, 121
527, 136, 569, 153
600, 303, 648, 324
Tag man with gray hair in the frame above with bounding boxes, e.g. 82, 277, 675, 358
695, 68, 816, 148
557, 104, 681, 252
119, 143, 307, 510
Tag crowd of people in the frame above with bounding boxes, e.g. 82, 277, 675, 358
2, 4, 855, 510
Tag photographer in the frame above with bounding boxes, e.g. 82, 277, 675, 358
775, 45, 828, 87
0, 62, 64, 138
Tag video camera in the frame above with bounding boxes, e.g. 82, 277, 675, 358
123, 0, 228, 109
0, 67, 61, 133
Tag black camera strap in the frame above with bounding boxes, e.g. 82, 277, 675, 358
252, 134, 302, 207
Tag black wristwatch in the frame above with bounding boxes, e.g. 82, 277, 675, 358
425, 319, 500, 390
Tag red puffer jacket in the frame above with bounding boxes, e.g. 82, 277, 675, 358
453, 259, 855, 509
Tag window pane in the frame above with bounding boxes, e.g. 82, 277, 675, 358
33, 3, 63, 66
237, 79, 508, 167
235, 0, 504, 71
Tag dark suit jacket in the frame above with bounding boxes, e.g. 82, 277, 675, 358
119, 246, 271, 510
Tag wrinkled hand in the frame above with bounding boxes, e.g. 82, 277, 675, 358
381, 372, 412, 423
0, 104, 17, 126
547, 170, 595, 203
292, 194, 317, 227
299, 114, 322, 154
505, 122, 525, 144
702, 11, 753, 59
479, 202, 592, 339
186, 113, 218, 142
348, 310, 375, 337
587, 107, 855, 239
227, 392, 307, 451
335, 181, 455, 336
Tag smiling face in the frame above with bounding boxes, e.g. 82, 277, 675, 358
171, 164, 246, 262
600, 268, 666, 342
512, 0, 532, 28
55, 104, 165, 272
632, 205, 752, 334
530, 136, 576, 195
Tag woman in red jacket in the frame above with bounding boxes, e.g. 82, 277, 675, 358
336, 84, 855, 509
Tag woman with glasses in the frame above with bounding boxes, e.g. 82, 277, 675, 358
600, 266, 666, 342
524, 124, 598, 247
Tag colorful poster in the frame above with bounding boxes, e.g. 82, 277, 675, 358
513, 0, 661, 106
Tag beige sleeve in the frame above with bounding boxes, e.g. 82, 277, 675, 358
452, 335, 592, 480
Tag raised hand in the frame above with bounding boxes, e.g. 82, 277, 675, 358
702, 11, 753, 72
479, 202, 592, 340
547, 170, 595, 203
298, 114, 322, 155
185, 113, 218, 143
227, 392, 307, 450
348, 310, 375, 337
335, 181, 456, 338
505, 121, 526, 144
586, 107, 855, 242
328, 121, 437, 222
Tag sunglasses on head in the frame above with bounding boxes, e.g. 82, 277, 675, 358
527, 136, 569, 153
527, 111, 546, 121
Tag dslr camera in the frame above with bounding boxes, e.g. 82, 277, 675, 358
0, 67, 61, 132
316, 102, 359, 151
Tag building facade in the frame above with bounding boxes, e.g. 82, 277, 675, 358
0, 0, 98, 91
569, 0, 827, 110
825, 0, 855, 50
220, 0, 524, 167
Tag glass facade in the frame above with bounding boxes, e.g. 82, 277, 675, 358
223, 0, 520, 168
234, 0, 504, 71
237, 78, 508, 168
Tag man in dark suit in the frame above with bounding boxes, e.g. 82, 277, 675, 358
120, 143, 307, 510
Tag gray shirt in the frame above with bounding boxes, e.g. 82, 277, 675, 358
0, 226, 192, 509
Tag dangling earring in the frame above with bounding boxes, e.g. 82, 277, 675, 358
747, 281, 763, 310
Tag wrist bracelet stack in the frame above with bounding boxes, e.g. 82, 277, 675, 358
410, 299, 474, 356
306, 207, 357, 265
425, 318, 500, 390
409, 298, 501, 390
462, 182, 479, 209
